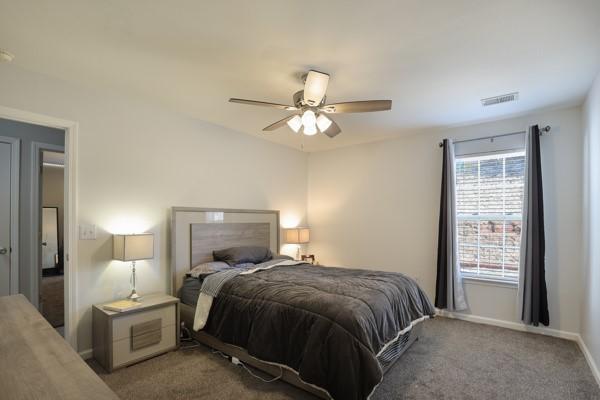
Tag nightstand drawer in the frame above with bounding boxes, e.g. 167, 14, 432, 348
112, 304, 176, 341
112, 325, 176, 368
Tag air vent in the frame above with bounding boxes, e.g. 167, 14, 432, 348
481, 92, 519, 107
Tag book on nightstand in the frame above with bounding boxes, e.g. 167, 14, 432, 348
102, 299, 142, 312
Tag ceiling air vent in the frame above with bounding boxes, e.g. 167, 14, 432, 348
481, 92, 519, 107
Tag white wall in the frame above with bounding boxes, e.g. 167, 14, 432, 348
582, 72, 600, 371
0, 65, 309, 352
308, 106, 583, 334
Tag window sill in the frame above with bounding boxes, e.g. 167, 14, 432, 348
462, 275, 518, 289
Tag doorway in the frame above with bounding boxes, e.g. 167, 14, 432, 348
0, 108, 78, 350
0, 118, 67, 333
40, 151, 65, 332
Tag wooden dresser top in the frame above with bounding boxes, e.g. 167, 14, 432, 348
0, 294, 119, 400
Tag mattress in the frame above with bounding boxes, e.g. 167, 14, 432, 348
179, 276, 202, 307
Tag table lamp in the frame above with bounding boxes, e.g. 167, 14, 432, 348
283, 227, 310, 260
113, 233, 154, 301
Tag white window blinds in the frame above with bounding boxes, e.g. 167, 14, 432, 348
455, 150, 525, 281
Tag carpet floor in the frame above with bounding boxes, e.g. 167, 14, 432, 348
40, 274, 64, 327
88, 317, 600, 399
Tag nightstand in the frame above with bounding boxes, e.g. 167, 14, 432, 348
92, 293, 180, 372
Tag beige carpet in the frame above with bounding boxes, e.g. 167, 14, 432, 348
88, 317, 600, 400
40, 275, 64, 327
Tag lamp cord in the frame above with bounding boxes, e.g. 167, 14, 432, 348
211, 350, 283, 383
179, 321, 283, 383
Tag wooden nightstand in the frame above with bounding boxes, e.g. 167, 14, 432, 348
92, 293, 180, 372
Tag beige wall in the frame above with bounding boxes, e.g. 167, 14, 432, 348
0, 65, 309, 352
308, 106, 583, 334
582, 71, 600, 374
42, 164, 65, 252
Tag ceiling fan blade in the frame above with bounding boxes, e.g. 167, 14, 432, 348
320, 100, 392, 113
322, 118, 341, 138
303, 70, 330, 106
262, 115, 298, 131
229, 98, 298, 111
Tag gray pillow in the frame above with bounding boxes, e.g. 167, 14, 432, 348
188, 261, 232, 278
213, 246, 273, 266
272, 254, 294, 261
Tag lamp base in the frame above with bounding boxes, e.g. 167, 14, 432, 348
127, 290, 141, 302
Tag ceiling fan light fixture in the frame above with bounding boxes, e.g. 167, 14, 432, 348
303, 124, 317, 136
301, 110, 316, 127
316, 114, 332, 132
286, 115, 302, 133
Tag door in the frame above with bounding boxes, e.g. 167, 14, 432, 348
0, 140, 14, 296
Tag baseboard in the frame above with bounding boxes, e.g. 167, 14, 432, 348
79, 348, 93, 360
436, 309, 579, 341
576, 335, 600, 387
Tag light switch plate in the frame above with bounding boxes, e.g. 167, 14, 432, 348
79, 224, 97, 240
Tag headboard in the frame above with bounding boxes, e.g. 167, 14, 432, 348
170, 207, 280, 295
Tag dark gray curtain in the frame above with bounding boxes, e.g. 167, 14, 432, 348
517, 125, 549, 326
435, 139, 467, 311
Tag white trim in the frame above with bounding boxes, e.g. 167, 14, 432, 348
78, 348, 93, 360
0, 105, 79, 351
576, 336, 600, 387
462, 275, 518, 288
0, 135, 20, 294
31, 141, 64, 309
436, 309, 579, 341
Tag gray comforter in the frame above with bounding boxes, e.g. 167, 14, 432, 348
203, 263, 435, 400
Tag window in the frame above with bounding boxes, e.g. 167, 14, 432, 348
455, 150, 525, 281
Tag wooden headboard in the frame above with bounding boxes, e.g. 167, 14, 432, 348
170, 207, 280, 295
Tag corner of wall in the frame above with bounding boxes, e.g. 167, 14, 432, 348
580, 68, 600, 388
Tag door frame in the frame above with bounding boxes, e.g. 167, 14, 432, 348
32, 142, 65, 309
0, 106, 78, 351
0, 135, 20, 295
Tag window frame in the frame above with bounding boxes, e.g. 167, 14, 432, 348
455, 149, 525, 285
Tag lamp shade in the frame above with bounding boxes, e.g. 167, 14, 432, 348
113, 233, 154, 261
284, 228, 310, 244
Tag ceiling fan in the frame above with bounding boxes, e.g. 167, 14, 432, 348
229, 70, 392, 138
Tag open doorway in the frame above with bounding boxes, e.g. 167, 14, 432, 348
0, 108, 77, 350
40, 151, 65, 333
0, 117, 66, 336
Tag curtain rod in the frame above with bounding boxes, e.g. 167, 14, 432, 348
438, 125, 551, 147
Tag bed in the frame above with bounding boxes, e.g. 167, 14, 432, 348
171, 207, 435, 400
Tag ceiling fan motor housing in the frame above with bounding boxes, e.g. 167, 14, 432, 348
293, 90, 326, 108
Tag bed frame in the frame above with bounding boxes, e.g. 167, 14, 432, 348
170, 206, 421, 399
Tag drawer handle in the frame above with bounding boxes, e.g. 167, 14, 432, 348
131, 330, 162, 351
131, 318, 162, 337
131, 318, 162, 351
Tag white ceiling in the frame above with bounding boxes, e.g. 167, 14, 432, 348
1, 0, 600, 152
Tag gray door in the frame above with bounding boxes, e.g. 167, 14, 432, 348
0, 141, 13, 296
